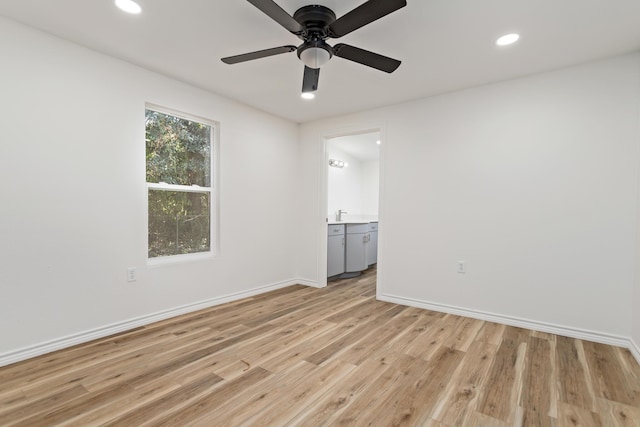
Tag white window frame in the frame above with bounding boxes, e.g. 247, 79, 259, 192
145, 103, 219, 265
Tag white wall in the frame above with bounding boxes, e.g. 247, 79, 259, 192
327, 145, 363, 219
298, 53, 640, 342
0, 17, 300, 363
327, 144, 380, 221
634, 217, 640, 358
634, 76, 640, 358
361, 160, 380, 216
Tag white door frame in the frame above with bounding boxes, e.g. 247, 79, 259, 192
316, 121, 387, 289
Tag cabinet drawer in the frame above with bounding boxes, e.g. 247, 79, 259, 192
328, 224, 345, 236
368, 222, 378, 232
346, 223, 369, 234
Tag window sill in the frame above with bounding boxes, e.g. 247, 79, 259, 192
147, 251, 215, 267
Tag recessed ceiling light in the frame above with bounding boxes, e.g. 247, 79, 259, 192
115, 0, 142, 14
496, 33, 519, 46
301, 92, 315, 100
376, 140, 381, 145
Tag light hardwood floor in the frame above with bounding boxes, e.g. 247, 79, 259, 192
1, 268, 640, 426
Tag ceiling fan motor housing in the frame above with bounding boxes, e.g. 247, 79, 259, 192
293, 5, 336, 40
294, 5, 336, 69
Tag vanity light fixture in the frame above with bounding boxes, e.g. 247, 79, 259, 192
115, 0, 142, 14
329, 159, 346, 168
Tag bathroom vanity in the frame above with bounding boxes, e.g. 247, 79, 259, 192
327, 221, 378, 279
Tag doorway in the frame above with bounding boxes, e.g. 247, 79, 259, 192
325, 131, 381, 281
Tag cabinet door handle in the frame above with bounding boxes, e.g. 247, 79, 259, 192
342, 237, 345, 247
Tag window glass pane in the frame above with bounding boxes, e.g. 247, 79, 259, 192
145, 109, 211, 186
148, 190, 211, 258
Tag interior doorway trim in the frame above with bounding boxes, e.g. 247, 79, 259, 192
317, 121, 387, 290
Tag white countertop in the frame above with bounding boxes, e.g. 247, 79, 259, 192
328, 219, 378, 225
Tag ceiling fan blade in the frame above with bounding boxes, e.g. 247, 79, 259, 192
302, 66, 320, 93
221, 45, 297, 64
328, 0, 407, 38
333, 44, 401, 73
246, 0, 303, 34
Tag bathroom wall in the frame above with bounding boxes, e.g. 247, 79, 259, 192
327, 139, 380, 221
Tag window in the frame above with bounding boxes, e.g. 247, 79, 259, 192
145, 107, 214, 259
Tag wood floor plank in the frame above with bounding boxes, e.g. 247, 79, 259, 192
462, 411, 508, 426
150, 367, 272, 426
357, 346, 464, 426
1, 266, 639, 426
520, 336, 553, 414
595, 397, 640, 427
285, 357, 393, 426
60, 380, 182, 426
0, 384, 88, 425
432, 341, 498, 425
556, 336, 597, 412
98, 374, 223, 426
475, 321, 506, 346
304, 304, 405, 366
583, 340, 640, 407
266, 291, 367, 327
11, 382, 134, 427
337, 306, 423, 366
193, 360, 320, 426
404, 314, 461, 360
557, 402, 603, 427
441, 316, 484, 352
372, 309, 445, 358
477, 337, 525, 422
257, 319, 362, 373
0, 389, 26, 411
238, 359, 356, 426
328, 359, 416, 425
211, 320, 335, 380
520, 407, 556, 427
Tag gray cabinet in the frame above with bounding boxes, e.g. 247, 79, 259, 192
367, 222, 378, 266
327, 225, 345, 277
346, 223, 369, 273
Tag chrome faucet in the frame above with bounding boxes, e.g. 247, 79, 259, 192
336, 209, 348, 221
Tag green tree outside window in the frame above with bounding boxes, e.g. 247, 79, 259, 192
146, 109, 213, 258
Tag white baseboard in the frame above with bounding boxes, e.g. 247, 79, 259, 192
378, 293, 630, 348
294, 278, 323, 288
0, 278, 307, 368
630, 339, 640, 366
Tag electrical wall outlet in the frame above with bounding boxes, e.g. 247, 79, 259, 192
127, 267, 137, 282
457, 261, 465, 274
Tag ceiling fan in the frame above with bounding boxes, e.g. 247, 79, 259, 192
221, 0, 407, 95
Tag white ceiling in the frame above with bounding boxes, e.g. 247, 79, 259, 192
1, 1, 639, 123
329, 132, 380, 162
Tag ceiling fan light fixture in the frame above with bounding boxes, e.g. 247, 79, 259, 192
299, 46, 332, 69
496, 33, 520, 46
115, 0, 142, 14
221, 1, 407, 92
